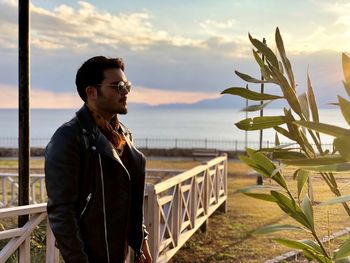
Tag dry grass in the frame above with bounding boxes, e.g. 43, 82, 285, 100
171, 164, 350, 263
1, 158, 350, 262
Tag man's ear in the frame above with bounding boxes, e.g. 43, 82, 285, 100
86, 86, 97, 99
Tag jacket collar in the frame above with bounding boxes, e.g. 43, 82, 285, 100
75, 105, 126, 169
75, 104, 143, 177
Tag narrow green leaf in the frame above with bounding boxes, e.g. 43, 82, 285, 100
254, 224, 307, 235
239, 155, 267, 176
275, 27, 296, 90
298, 93, 310, 121
334, 136, 350, 161
244, 193, 277, 202
299, 131, 316, 156
235, 70, 268, 84
271, 67, 302, 115
271, 164, 286, 178
251, 153, 288, 189
342, 53, 350, 87
282, 156, 346, 166
274, 238, 319, 252
295, 121, 350, 137
251, 152, 277, 174
246, 148, 256, 156
235, 116, 286, 131
258, 144, 299, 153
342, 81, 350, 98
301, 195, 314, 229
284, 108, 302, 142
252, 50, 276, 83
242, 101, 271, 112
274, 126, 296, 141
221, 87, 283, 101
307, 73, 321, 141
271, 191, 311, 229
301, 163, 350, 172
274, 239, 330, 263
278, 60, 284, 75
320, 195, 350, 206
296, 169, 309, 199
334, 238, 350, 260
273, 151, 307, 160
249, 34, 279, 68
301, 239, 324, 255
307, 73, 319, 122
338, 96, 350, 126
236, 185, 281, 193
275, 132, 280, 146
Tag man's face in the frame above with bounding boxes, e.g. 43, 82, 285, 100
95, 68, 129, 116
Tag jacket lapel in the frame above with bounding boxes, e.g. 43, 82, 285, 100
75, 104, 130, 177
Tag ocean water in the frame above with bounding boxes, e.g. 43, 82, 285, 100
0, 107, 347, 149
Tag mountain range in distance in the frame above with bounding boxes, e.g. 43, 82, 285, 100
128, 93, 339, 110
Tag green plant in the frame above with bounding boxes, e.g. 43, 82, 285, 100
222, 27, 350, 262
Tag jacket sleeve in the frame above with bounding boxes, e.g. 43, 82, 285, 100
45, 124, 89, 263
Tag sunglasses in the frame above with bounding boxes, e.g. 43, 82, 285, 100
95, 81, 132, 93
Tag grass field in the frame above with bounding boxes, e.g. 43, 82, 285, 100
0, 158, 350, 262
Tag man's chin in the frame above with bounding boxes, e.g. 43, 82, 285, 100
119, 108, 128, 115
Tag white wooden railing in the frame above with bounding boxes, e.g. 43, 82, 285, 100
0, 204, 59, 263
144, 155, 228, 262
0, 173, 46, 207
0, 155, 227, 262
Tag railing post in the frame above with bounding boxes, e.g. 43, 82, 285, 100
40, 179, 45, 202
172, 184, 180, 246
2, 177, 7, 207
46, 217, 59, 263
147, 184, 159, 262
200, 166, 209, 233
190, 176, 197, 229
31, 180, 36, 204
19, 237, 30, 263
218, 154, 228, 213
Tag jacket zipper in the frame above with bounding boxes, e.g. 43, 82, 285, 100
79, 193, 92, 221
98, 154, 110, 263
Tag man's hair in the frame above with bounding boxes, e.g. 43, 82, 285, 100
75, 56, 125, 102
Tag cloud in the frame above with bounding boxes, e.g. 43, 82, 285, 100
0, 84, 82, 108
0, 1, 204, 52
199, 19, 237, 33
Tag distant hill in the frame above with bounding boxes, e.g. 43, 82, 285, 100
128, 92, 339, 110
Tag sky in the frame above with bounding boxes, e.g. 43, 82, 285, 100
1, 0, 350, 108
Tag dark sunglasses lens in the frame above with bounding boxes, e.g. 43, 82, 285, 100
117, 82, 131, 93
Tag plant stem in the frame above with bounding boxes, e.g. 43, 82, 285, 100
312, 231, 330, 258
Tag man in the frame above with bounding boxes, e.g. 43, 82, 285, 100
45, 56, 152, 263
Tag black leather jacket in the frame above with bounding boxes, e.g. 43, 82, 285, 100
45, 105, 147, 263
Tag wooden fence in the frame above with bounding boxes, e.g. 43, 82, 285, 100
0, 155, 228, 262
144, 155, 228, 262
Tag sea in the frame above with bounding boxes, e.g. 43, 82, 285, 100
0, 107, 347, 150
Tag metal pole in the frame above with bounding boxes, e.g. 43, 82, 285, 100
18, 0, 30, 227
259, 38, 266, 150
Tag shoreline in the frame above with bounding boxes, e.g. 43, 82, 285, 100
0, 147, 242, 159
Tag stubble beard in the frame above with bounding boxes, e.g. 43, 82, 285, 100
119, 108, 128, 115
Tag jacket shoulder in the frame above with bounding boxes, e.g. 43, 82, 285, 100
45, 117, 82, 159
